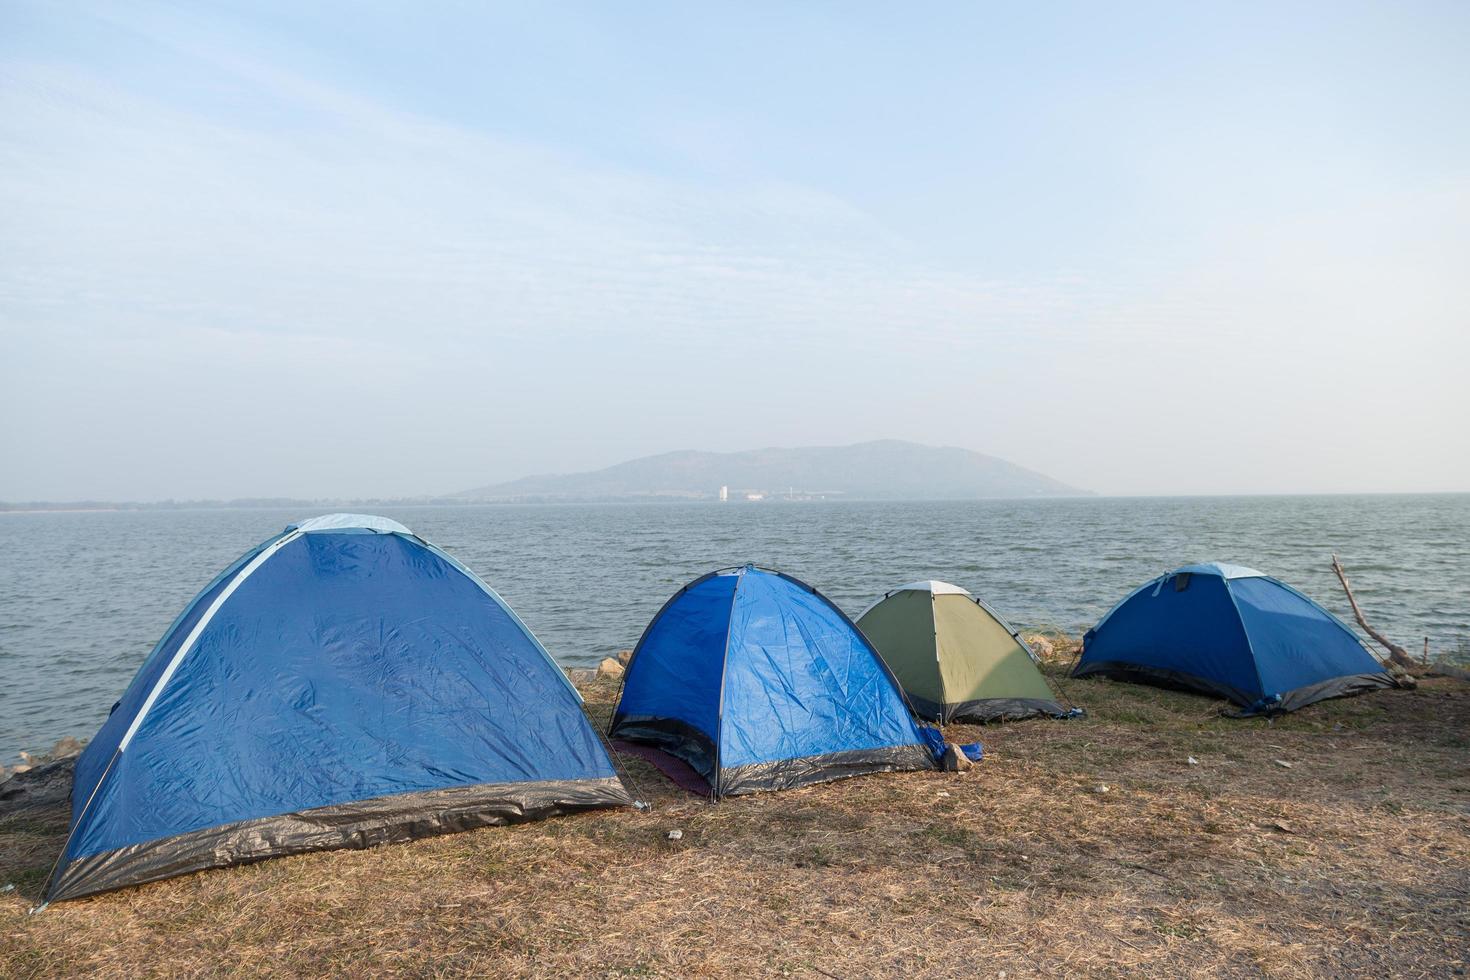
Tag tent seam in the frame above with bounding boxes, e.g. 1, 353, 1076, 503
119, 529, 303, 752
608, 572, 723, 736
1219, 577, 1270, 704
419, 539, 583, 704
769, 570, 930, 747
711, 567, 746, 799
931, 593, 948, 717
1265, 577, 1387, 663
46, 530, 298, 899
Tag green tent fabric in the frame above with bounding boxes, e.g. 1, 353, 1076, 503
857, 581, 1067, 723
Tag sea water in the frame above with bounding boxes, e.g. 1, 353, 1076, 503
1, 495, 1466, 760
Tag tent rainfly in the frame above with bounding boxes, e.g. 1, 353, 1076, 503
608, 565, 940, 798
1072, 562, 1400, 715
857, 581, 1068, 723
45, 514, 630, 903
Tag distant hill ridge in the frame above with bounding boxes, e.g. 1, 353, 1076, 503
458, 440, 1087, 501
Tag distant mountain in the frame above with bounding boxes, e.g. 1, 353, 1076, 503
457, 440, 1088, 501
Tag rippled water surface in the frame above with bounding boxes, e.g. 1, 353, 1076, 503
2, 496, 1466, 759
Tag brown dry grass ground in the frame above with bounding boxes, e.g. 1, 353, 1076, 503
3, 641, 1468, 978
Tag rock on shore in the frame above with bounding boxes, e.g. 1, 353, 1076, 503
0, 737, 86, 783
0, 738, 84, 820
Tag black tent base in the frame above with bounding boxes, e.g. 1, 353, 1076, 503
608, 715, 936, 798
907, 693, 1071, 725
1259, 672, 1400, 715
46, 776, 632, 903
717, 745, 936, 797
1071, 660, 1399, 716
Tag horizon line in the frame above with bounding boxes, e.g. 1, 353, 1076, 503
3, 488, 1468, 513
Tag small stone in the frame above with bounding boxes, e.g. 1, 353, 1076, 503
940, 743, 972, 772
46, 737, 85, 761
937, 791, 950, 798
1023, 634, 1055, 660
1273, 759, 1294, 769
597, 657, 625, 678
1187, 756, 1199, 766
1092, 784, 1109, 794
666, 829, 683, 841
616, 649, 633, 666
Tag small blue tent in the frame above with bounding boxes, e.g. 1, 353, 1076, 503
46, 514, 630, 903
1073, 562, 1398, 715
609, 565, 938, 797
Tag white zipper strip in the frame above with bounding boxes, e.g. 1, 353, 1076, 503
118, 529, 303, 752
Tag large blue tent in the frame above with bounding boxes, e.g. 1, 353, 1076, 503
609, 565, 938, 797
45, 514, 630, 903
1072, 562, 1398, 715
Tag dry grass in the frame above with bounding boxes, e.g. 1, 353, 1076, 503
2, 639, 1467, 978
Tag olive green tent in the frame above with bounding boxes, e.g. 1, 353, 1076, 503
857, 581, 1067, 723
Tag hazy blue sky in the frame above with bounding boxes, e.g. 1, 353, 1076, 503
2, 1, 1467, 499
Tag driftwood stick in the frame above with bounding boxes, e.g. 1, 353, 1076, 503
1331, 554, 1469, 681
1330, 554, 1417, 669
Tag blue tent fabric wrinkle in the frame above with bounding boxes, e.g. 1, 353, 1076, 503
610, 565, 942, 798
1073, 562, 1399, 716
46, 515, 631, 903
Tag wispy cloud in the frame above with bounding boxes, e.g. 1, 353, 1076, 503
1, 3, 1466, 498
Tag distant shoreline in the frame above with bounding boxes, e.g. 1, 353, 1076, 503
4, 490, 1469, 513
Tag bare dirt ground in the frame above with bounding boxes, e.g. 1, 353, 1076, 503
3, 644, 1467, 978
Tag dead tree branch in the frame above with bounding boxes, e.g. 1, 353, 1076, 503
1331, 554, 1417, 669
1331, 554, 1468, 681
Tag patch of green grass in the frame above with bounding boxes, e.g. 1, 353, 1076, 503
762, 892, 793, 912
923, 824, 987, 852
4, 863, 51, 896
1154, 919, 1204, 940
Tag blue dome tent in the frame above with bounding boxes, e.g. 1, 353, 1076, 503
45, 514, 630, 903
609, 565, 939, 798
1072, 562, 1399, 715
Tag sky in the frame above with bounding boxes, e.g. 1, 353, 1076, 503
2, 1, 1467, 500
